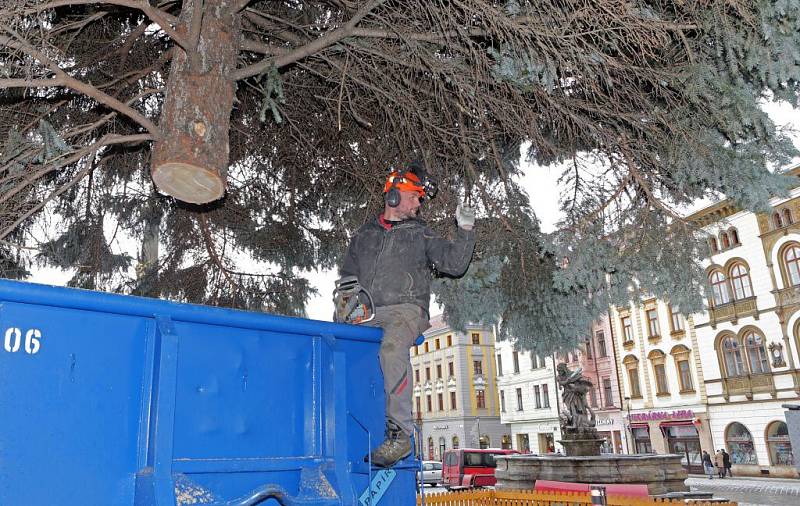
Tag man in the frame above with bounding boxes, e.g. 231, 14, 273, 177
714, 449, 725, 478
339, 162, 476, 468
722, 448, 732, 477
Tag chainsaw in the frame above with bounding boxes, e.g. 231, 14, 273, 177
332, 276, 375, 324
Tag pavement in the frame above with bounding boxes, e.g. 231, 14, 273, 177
686, 475, 800, 506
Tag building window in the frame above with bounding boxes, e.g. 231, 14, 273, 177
415, 369, 420, 383
669, 306, 684, 333
438, 393, 444, 411
646, 308, 660, 338
542, 384, 550, 408
452, 435, 459, 449
500, 390, 506, 412
450, 391, 457, 410
436, 364, 442, 379
649, 349, 669, 395
476, 390, 486, 409
774, 212, 784, 229
654, 364, 669, 395
785, 244, 800, 286
596, 331, 607, 357
729, 227, 740, 245
473, 360, 483, 376
424, 341, 430, 353
730, 263, 753, 300
589, 387, 597, 407
471, 333, 480, 345
447, 334, 452, 347
534, 385, 541, 409
415, 396, 421, 415
726, 422, 757, 464
784, 208, 793, 225
766, 421, 794, 466
621, 316, 633, 343
414, 345, 419, 355
628, 367, 642, 398
512, 351, 520, 373
709, 237, 719, 253
603, 378, 613, 407
516, 388, 523, 411
426, 395, 432, 412
720, 231, 730, 249
531, 354, 540, 369
709, 270, 731, 305
496, 354, 503, 376
435, 338, 440, 350
448, 361, 454, 376
584, 338, 593, 359
721, 335, 746, 377
744, 331, 770, 374
677, 359, 693, 392
425, 367, 431, 381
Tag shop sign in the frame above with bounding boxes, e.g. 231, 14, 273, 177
596, 418, 614, 426
629, 409, 694, 422
433, 425, 449, 430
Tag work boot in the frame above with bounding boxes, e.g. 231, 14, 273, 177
365, 420, 412, 468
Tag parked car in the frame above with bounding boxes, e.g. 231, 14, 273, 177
442, 448, 519, 489
417, 460, 443, 486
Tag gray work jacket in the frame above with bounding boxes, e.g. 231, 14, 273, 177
340, 215, 476, 313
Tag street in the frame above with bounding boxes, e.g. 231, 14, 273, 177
686, 475, 800, 506
417, 476, 800, 506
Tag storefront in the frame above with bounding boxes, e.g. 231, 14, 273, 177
628, 408, 712, 472
595, 414, 626, 454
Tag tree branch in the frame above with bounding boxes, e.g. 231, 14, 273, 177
29, 0, 187, 50
0, 32, 161, 137
232, 0, 387, 80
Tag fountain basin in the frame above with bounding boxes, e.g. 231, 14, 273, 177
495, 453, 689, 495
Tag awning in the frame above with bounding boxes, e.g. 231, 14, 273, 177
630, 423, 649, 430
660, 420, 695, 427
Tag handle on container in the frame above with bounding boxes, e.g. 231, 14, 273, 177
224, 484, 295, 506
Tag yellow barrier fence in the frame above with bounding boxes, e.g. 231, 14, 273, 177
416, 489, 737, 506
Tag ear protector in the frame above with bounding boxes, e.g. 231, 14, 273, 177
383, 162, 438, 207
384, 169, 409, 208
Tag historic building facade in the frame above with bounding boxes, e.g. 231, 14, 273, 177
496, 341, 562, 454
610, 296, 713, 474
410, 316, 508, 460
690, 177, 800, 478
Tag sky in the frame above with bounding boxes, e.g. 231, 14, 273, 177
28, 102, 800, 322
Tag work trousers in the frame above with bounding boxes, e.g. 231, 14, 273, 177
367, 303, 430, 436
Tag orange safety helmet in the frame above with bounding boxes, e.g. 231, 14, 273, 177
383, 170, 426, 197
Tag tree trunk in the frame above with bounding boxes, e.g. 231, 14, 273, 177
151, 0, 241, 204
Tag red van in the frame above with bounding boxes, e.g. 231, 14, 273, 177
441, 448, 519, 489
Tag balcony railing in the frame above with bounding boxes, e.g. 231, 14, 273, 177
776, 286, 800, 307
708, 296, 757, 327
722, 373, 775, 400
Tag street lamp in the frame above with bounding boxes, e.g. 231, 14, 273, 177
623, 396, 632, 454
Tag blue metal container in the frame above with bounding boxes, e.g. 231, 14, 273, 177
0, 280, 416, 505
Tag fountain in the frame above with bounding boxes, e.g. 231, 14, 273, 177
495, 364, 689, 495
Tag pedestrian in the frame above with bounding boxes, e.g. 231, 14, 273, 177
702, 450, 714, 479
714, 449, 725, 478
339, 161, 476, 468
722, 448, 732, 478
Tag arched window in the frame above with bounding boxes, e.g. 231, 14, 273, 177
784, 245, 800, 286
729, 263, 753, 299
721, 335, 746, 377
774, 212, 784, 229
744, 331, 770, 374
783, 208, 793, 225
726, 422, 757, 464
479, 435, 489, 449
428, 436, 434, 460
438, 436, 446, 459
709, 270, 731, 305
452, 435, 459, 449
729, 228, 740, 246
709, 237, 719, 254
766, 421, 794, 466
720, 232, 730, 249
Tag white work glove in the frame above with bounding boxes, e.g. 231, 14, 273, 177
456, 203, 475, 230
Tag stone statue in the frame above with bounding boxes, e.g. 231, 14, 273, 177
556, 363, 596, 431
